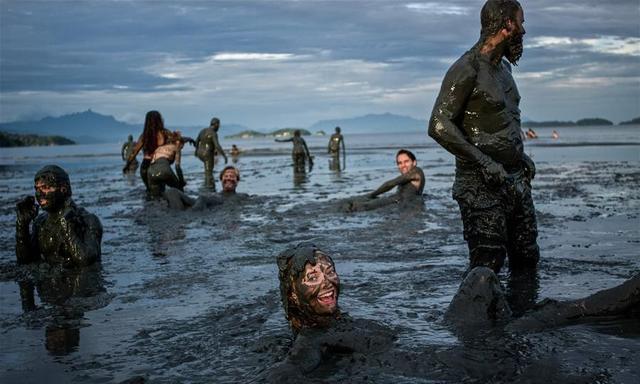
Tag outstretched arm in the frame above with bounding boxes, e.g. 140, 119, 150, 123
428, 59, 506, 183
369, 173, 413, 198
275, 137, 293, 143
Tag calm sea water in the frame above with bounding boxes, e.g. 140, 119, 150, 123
0, 125, 638, 383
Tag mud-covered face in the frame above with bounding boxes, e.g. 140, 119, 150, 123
294, 255, 340, 316
396, 153, 416, 175
35, 179, 67, 211
505, 8, 525, 65
221, 169, 239, 192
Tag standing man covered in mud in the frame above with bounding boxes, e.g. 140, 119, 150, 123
121, 134, 138, 173
195, 117, 228, 189
15, 165, 103, 268
276, 130, 313, 173
428, 0, 539, 274
327, 126, 345, 170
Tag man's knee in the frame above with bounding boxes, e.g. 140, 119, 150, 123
469, 243, 507, 274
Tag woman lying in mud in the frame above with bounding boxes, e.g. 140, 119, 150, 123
269, 242, 639, 382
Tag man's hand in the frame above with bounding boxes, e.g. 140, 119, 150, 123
522, 153, 536, 181
16, 196, 38, 223
481, 159, 507, 186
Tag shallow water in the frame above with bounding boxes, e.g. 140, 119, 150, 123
1, 126, 639, 383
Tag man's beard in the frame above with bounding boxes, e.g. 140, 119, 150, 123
505, 33, 524, 65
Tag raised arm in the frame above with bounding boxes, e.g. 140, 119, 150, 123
59, 211, 103, 267
15, 196, 40, 264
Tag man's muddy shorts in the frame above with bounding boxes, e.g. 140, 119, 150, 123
452, 168, 539, 273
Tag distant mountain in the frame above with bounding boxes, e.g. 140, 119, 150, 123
0, 110, 251, 144
0, 109, 139, 144
0, 131, 75, 147
308, 113, 426, 134
619, 117, 640, 125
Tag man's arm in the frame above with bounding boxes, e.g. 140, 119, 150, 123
15, 196, 40, 264
59, 211, 103, 267
302, 139, 312, 164
428, 59, 507, 182
369, 173, 413, 198
340, 136, 345, 157
275, 137, 293, 142
212, 132, 228, 164
121, 143, 127, 161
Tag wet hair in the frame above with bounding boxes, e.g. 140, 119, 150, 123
277, 242, 336, 333
294, 130, 301, 137
34, 165, 72, 197
396, 149, 416, 162
480, 0, 521, 40
142, 110, 165, 155
219, 165, 240, 181
335, 126, 341, 133
210, 117, 220, 127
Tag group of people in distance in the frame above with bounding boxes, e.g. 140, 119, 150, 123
13, 0, 638, 380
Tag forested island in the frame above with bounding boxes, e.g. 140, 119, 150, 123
0, 131, 76, 147
619, 117, 640, 125
522, 118, 615, 128
226, 128, 311, 139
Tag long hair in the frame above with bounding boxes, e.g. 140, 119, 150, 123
142, 110, 165, 155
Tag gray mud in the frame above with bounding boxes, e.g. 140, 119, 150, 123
1, 141, 639, 383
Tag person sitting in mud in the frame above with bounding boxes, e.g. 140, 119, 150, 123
275, 130, 313, 173
15, 165, 103, 268
270, 242, 395, 381
195, 117, 228, 189
121, 134, 138, 173
344, 149, 425, 212
446, 266, 640, 332
219, 166, 241, 196
147, 131, 195, 199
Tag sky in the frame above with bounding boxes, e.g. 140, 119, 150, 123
0, 0, 638, 129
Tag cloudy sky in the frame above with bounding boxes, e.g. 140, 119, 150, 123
1, 0, 638, 128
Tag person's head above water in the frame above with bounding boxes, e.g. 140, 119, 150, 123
277, 242, 340, 335
480, 0, 525, 65
34, 165, 72, 212
396, 149, 417, 175
219, 166, 240, 193
210, 117, 220, 130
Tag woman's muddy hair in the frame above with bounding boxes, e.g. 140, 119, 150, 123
34, 165, 72, 198
480, 0, 521, 41
142, 110, 165, 155
277, 242, 336, 333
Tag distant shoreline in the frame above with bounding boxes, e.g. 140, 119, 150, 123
0, 131, 75, 148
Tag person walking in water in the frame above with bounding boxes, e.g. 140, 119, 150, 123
276, 130, 313, 173
121, 134, 138, 173
123, 110, 172, 192
428, 0, 539, 275
194, 117, 228, 190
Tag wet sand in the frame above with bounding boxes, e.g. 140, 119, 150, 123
0, 129, 639, 383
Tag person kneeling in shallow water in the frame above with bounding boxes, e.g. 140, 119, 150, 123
345, 149, 425, 212
15, 165, 103, 268
269, 242, 395, 381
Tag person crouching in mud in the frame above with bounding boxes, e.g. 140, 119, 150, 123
345, 149, 425, 212
147, 131, 195, 199
269, 242, 395, 381
15, 165, 103, 268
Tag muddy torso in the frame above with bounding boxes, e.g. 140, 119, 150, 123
329, 134, 343, 154
459, 54, 524, 171
196, 128, 218, 158
397, 166, 425, 198
292, 137, 307, 155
